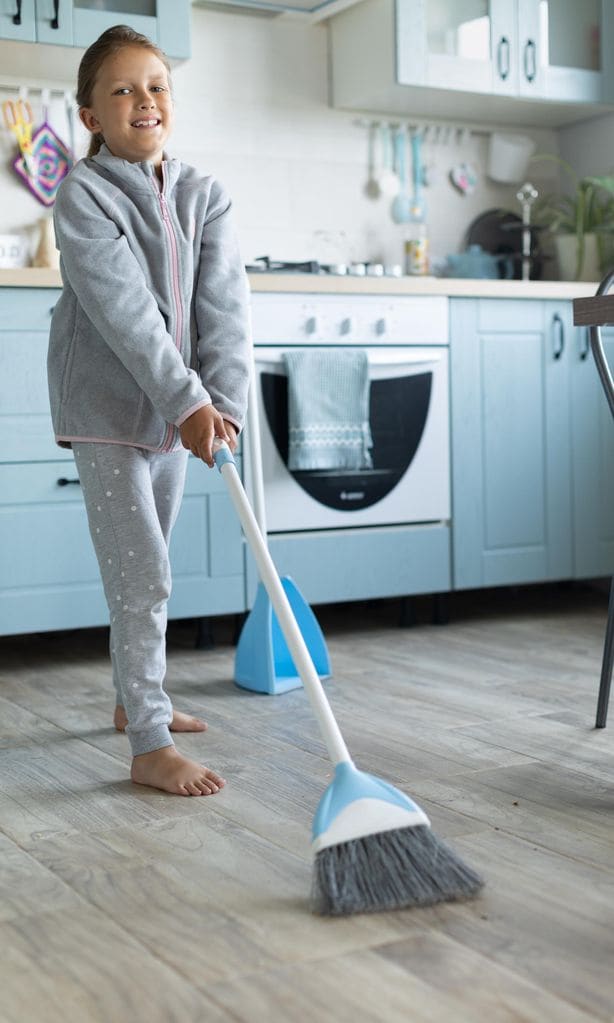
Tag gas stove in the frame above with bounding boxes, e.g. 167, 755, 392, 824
245, 256, 403, 278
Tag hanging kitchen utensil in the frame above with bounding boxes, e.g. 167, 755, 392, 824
233, 366, 331, 695
64, 90, 76, 159
390, 128, 412, 224
449, 161, 478, 196
376, 123, 399, 198
410, 129, 427, 218
364, 121, 381, 200
13, 97, 73, 207
2, 98, 37, 178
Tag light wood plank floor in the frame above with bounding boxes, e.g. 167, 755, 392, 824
0, 583, 613, 1023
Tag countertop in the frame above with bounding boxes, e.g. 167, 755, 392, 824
0, 267, 600, 299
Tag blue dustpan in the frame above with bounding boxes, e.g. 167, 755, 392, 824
234, 369, 331, 694
235, 577, 331, 694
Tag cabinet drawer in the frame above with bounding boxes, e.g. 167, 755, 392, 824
0, 461, 100, 587
1, 288, 60, 331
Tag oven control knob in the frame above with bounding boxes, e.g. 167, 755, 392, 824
340, 317, 353, 335
305, 316, 318, 335
375, 317, 387, 336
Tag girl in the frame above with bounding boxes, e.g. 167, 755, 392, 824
47, 25, 251, 796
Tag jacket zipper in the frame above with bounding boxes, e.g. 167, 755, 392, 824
153, 164, 184, 452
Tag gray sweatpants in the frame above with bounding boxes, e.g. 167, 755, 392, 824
72, 442, 188, 756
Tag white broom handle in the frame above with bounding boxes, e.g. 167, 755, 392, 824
246, 352, 268, 537
216, 445, 352, 767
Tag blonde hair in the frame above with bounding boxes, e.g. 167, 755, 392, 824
76, 24, 172, 158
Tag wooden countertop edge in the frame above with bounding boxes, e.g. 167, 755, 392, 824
0, 267, 600, 300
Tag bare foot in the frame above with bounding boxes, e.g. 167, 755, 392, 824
131, 745, 226, 796
114, 706, 207, 733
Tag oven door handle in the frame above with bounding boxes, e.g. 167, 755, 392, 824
253, 352, 445, 369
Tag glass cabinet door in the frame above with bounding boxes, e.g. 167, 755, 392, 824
397, 0, 517, 96
517, 0, 602, 101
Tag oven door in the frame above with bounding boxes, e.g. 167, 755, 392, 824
253, 346, 450, 532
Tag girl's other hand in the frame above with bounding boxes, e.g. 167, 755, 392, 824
179, 404, 230, 467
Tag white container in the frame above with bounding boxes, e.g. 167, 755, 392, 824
487, 133, 536, 184
0, 234, 28, 269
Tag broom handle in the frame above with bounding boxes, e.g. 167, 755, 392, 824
214, 442, 352, 767
246, 352, 268, 537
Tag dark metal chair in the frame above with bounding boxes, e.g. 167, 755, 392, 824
573, 272, 614, 728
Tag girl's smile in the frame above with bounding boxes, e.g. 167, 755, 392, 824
79, 46, 173, 172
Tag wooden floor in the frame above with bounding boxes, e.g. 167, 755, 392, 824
0, 584, 613, 1023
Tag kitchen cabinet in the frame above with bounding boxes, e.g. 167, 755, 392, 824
330, 0, 614, 125
0, 0, 190, 58
450, 298, 614, 589
571, 326, 614, 577
395, 0, 604, 103
0, 287, 244, 637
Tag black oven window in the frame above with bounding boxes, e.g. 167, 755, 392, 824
261, 371, 432, 511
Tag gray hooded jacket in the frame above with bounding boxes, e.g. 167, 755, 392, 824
48, 144, 251, 452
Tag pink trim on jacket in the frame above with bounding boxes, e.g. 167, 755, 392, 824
175, 398, 212, 427
56, 435, 183, 453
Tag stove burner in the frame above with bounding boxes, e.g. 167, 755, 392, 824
245, 256, 403, 277
245, 256, 323, 274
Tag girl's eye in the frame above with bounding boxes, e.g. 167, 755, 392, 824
114, 88, 131, 95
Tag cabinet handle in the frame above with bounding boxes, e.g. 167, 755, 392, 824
552, 313, 565, 360
580, 327, 590, 361
524, 39, 537, 82
12, 1, 21, 25
51, 0, 59, 29
497, 36, 510, 81
57, 477, 81, 487
497, 36, 510, 80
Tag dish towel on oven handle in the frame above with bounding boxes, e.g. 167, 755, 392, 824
283, 349, 373, 471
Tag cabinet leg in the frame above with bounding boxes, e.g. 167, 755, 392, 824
432, 593, 450, 626
195, 617, 215, 650
398, 596, 416, 628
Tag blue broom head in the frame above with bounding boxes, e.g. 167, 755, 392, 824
311, 762, 484, 916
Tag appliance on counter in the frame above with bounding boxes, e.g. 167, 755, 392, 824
245, 255, 403, 277
248, 293, 450, 533
464, 208, 545, 280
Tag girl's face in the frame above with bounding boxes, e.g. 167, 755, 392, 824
80, 46, 173, 169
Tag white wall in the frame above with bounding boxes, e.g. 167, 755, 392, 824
0, 8, 560, 271
559, 110, 614, 180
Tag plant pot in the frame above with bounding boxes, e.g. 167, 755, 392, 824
554, 232, 600, 282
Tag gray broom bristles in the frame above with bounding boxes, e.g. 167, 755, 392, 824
312, 824, 484, 916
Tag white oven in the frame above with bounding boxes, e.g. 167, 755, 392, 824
249, 293, 450, 534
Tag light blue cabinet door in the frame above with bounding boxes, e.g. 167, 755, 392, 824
0, 0, 35, 40
157, 0, 189, 59
35, 0, 72, 44
0, 288, 71, 463
571, 326, 614, 577
71, 7, 157, 48
70, 1, 190, 58
450, 298, 573, 589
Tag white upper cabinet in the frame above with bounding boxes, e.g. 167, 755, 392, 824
330, 0, 612, 125
523, 0, 602, 102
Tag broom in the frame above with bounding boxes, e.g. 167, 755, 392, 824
214, 441, 484, 915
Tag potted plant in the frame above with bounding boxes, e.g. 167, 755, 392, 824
532, 154, 614, 281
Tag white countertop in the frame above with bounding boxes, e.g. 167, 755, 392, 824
0, 266, 599, 299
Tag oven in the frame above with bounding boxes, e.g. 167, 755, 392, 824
249, 293, 450, 534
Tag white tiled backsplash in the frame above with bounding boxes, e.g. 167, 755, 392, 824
0, 9, 561, 270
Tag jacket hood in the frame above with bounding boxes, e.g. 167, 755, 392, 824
90, 143, 182, 194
